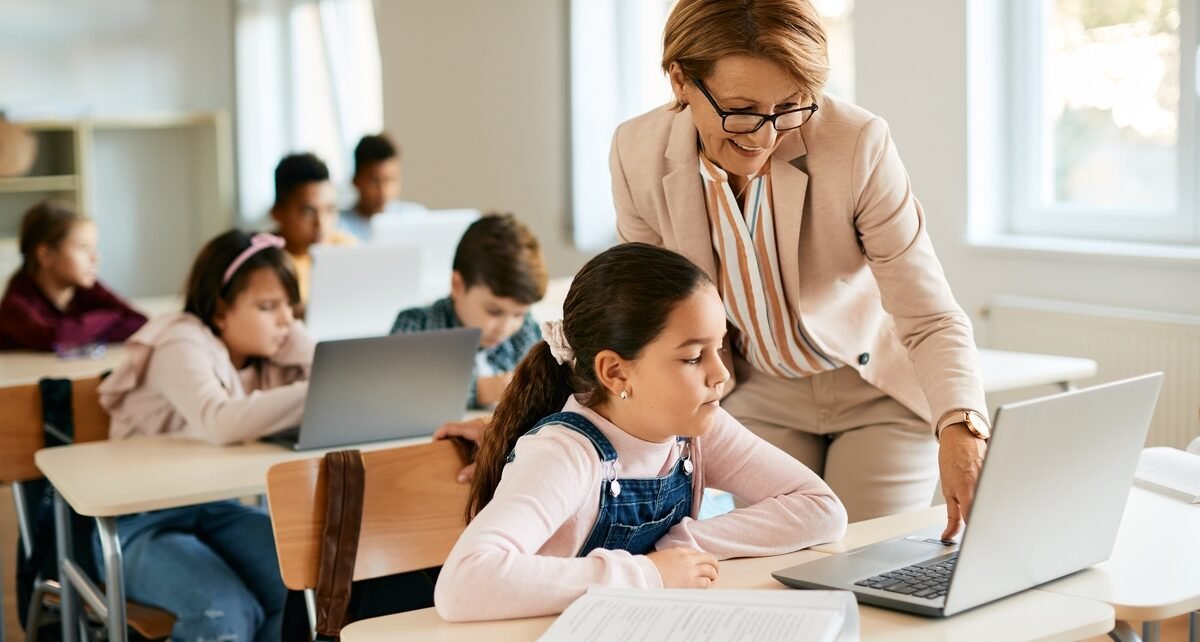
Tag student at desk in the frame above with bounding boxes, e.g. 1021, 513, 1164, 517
97, 229, 311, 641
0, 200, 146, 352
338, 133, 425, 241
271, 152, 356, 313
435, 244, 847, 621
391, 213, 547, 410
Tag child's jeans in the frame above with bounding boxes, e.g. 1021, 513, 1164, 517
93, 500, 285, 642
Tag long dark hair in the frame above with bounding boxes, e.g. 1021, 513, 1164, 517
466, 243, 713, 520
184, 229, 300, 336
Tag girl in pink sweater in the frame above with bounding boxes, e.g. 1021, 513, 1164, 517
435, 243, 847, 621
97, 229, 308, 641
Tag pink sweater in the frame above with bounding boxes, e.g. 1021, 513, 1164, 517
434, 396, 847, 621
98, 312, 314, 445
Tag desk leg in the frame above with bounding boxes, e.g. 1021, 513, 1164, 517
1109, 620, 1142, 642
1060, 381, 1078, 392
53, 491, 79, 642
1189, 611, 1197, 642
1143, 620, 1160, 642
96, 517, 128, 642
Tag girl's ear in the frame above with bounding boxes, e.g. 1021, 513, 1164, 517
34, 243, 55, 272
593, 349, 632, 398
212, 299, 230, 334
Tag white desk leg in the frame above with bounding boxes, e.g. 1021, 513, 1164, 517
1143, 620, 1160, 642
53, 491, 79, 642
96, 517, 128, 642
1060, 380, 1078, 392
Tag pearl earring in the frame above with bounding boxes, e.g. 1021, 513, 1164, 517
619, 390, 629, 400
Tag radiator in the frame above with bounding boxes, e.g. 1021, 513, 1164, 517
985, 295, 1200, 449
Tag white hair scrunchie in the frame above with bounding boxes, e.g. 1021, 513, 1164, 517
541, 320, 576, 367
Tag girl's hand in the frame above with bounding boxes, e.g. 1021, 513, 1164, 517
434, 416, 490, 483
646, 547, 719, 588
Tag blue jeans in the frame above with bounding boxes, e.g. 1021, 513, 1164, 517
94, 500, 285, 642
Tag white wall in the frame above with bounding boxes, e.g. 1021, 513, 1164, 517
374, 0, 593, 278
0, 0, 236, 296
852, 0, 1199, 335
0, 1, 234, 119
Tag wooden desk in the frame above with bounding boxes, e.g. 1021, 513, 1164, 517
0, 346, 127, 388
35, 432, 453, 642
1040, 486, 1200, 642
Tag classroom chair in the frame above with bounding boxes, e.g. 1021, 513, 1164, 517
265, 440, 470, 638
0, 377, 175, 641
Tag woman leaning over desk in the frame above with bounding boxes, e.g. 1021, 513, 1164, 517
609, 0, 989, 535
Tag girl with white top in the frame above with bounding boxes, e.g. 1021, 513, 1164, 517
434, 243, 847, 621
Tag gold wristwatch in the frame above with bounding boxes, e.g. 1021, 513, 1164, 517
935, 409, 990, 442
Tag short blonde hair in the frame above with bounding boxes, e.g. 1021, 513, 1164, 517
662, 0, 829, 110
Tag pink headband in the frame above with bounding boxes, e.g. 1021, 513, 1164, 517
223, 233, 285, 286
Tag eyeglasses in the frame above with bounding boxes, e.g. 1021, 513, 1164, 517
691, 77, 818, 134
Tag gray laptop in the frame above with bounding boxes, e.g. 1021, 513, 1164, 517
773, 373, 1163, 617
268, 327, 481, 450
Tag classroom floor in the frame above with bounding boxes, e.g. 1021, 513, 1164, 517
0, 486, 1191, 641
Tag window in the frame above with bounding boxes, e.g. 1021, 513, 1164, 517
1008, 0, 1198, 244
569, 0, 855, 250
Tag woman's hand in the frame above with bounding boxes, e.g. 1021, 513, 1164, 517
434, 416, 490, 483
938, 424, 988, 539
646, 547, 720, 588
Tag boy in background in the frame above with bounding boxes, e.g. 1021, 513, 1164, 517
391, 213, 546, 409
340, 133, 423, 241
271, 153, 355, 312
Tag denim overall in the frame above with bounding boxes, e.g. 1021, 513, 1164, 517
507, 412, 694, 556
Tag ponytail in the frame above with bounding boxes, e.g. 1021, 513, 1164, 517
464, 242, 713, 521
466, 342, 574, 520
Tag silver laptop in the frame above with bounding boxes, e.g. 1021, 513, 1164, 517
307, 243, 425, 341
370, 208, 480, 301
773, 373, 1163, 617
267, 328, 481, 450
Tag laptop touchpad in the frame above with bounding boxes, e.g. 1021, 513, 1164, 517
850, 539, 950, 565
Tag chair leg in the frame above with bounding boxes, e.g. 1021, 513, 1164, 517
26, 579, 62, 642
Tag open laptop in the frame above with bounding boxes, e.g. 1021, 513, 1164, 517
773, 372, 1163, 617
306, 243, 425, 341
267, 327, 481, 450
370, 208, 480, 301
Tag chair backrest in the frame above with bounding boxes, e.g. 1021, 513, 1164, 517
265, 439, 469, 590
0, 376, 110, 483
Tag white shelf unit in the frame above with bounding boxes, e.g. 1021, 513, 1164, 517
0, 112, 234, 296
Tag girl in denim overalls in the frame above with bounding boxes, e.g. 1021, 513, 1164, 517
434, 244, 847, 621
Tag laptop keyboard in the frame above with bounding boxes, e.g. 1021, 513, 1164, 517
854, 554, 957, 600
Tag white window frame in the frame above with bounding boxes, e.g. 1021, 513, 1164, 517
1006, 0, 1200, 245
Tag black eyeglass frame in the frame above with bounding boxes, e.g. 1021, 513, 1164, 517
691, 77, 818, 134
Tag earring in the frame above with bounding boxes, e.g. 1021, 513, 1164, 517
619, 390, 629, 400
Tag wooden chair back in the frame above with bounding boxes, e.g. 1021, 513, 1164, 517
266, 439, 470, 590
0, 376, 110, 482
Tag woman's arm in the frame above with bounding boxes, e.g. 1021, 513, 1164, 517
850, 117, 987, 426
656, 411, 847, 558
435, 430, 662, 622
610, 123, 664, 245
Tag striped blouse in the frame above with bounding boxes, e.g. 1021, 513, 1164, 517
699, 153, 838, 378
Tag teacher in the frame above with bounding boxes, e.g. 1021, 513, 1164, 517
610, 0, 988, 536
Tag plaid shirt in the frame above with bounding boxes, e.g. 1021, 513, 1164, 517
390, 297, 542, 408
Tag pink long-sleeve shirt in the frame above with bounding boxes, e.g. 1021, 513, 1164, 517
98, 312, 314, 445
434, 396, 847, 622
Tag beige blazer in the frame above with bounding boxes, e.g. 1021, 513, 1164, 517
609, 95, 986, 426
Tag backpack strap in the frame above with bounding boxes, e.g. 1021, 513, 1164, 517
314, 449, 366, 641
